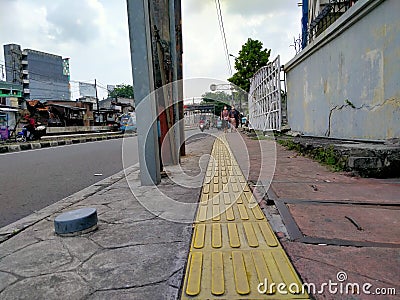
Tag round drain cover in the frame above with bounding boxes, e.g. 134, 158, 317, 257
54, 207, 98, 236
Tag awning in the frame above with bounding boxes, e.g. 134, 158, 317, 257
48, 104, 86, 111
0, 107, 19, 112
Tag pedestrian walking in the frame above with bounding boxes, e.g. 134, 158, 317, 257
221, 106, 230, 133
230, 106, 240, 131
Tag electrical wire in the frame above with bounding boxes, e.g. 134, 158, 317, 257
214, 0, 232, 76
1, 59, 111, 98
0, 62, 98, 87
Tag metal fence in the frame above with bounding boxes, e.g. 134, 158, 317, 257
308, 0, 359, 44
248, 55, 282, 132
292, 0, 360, 54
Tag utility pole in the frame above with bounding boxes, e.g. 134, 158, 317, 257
127, 0, 161, 185
127, 0, 183, 185
170, 0, 185, 157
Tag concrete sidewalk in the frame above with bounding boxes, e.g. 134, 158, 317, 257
228, 130, 400, 300
0, 134, 214, 299
1, 128, 398, 299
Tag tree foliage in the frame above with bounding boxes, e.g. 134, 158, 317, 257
201, 91, 232, 117
108, 84, 134, 99
228, 38, 271, 92
202, 91, 232, 103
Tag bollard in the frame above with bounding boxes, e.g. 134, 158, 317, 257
54, 208, 98, 236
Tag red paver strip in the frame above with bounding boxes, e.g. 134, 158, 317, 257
282, 241, 400, 300
230, 132, 400, 299
271, 182, 400, 203
287, 203, 400, 244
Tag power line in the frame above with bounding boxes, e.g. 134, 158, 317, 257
214, 0, 232, 76
0, 62, 97, 86
0, 60, 110, 98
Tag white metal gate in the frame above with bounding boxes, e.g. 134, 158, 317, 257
248, 55, 282, 132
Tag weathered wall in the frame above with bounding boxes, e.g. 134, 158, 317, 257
285, 0, 400, 140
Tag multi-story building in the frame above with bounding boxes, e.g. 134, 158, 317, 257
3, 44, 70, 101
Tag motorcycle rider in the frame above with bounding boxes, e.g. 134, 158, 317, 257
24, 114, 36, 140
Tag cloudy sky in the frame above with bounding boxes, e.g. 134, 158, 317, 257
0, 0, 302, 100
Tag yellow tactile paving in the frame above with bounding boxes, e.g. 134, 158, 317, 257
182, 137, 309, 299
190, 221, 280, 251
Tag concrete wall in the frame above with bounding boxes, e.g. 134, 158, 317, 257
46, 126, 111, 134
285, 0, 400, 140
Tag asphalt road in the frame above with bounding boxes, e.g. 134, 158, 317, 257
0, 127, 211, 228
0, 137, 138, 228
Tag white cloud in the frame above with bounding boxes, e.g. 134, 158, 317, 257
0, 0, 302, 99
45, 0, 102, 44
182, 0, 302, 82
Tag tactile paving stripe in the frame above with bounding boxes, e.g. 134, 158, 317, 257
196, 197, 265, 223
184, 250, 307, 299
181, 137, 309, 299
191, 221, 280, 251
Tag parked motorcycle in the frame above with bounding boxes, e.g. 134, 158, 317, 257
16, 125, 47, 142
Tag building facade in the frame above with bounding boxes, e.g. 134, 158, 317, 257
301, 0, 359, 49
3, 44, 70, 101
285, 0, 399, 140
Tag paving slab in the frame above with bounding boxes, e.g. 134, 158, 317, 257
272, 181, 400, 203
0, 272, 92, 300
288, 203, 400, 244
0, 133, 215, 299
283, 241, 400, 300
229, 131, 400, 299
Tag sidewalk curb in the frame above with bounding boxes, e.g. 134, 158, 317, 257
0, 133, 136, 154
0, 164, 139, 243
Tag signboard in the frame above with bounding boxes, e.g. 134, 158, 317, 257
79, 82, 96, 97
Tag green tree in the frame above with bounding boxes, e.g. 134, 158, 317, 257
228, 38, 271, 92
108, 84, 134, 99
201, 91, 232, 117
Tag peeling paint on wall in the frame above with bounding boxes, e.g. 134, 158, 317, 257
285, 0, 400, 140
361, 49, 384, 105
